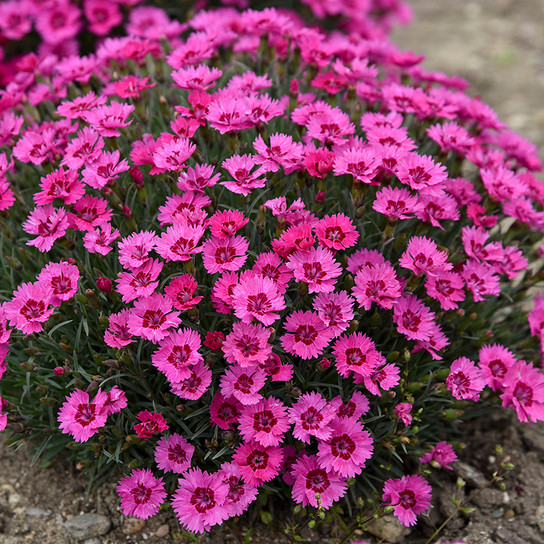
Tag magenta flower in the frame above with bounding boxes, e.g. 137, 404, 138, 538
117, 469, 166, 519
352, 262, 403, 311
281, 310, 334, 360
116, 258, 163, 303
395, 403, 413, 427
69, 196, 112, 232
152, 136, 196, 172
202, 235, 249, 274
331, 391, 370, 420
218, 462, 259, 518
57, 389, 109, 443
315, 213, 359, 251
317, 419, 373, 477
34, 168, 85, 206
178, 163, 220, 192
446, 357, 485, 401
82, 102, 135, 137
291, 454, 347, 509
288, 392, 336, 443
313, 291, 355, 337
221, 154, 267, 195
169, 360, 212, 400
462, 260, 501, 302
382, 474, 432, 526
152, 328, 203, 383
479, 344, 517, 392
210, 392, 242, 430
425, 270, 465, 310
232, 441, 283, 486
306, 108, 355, 144
396, 152, 448, 195
127, 294, 181, 343
232, 273, 285, 326
155, 223, 206, 263
373, 186, 420, 220
220, 365, 267, 406
393, 295, 436, 342
23, 205, 69, 252
37, 261, 79, 305
83, 223, 119, 256
82, 150, 129, 190
155, 433, 195, 474
208, 209, 248, 239
164, 274, 203, 311
286, 247, 342, 293
172, 65, 222, 90
134, 410, 168, 439
4, 282, 54, 334
172, 468, 230, 533
419, 441, 458, 470
104, 309, 134, 349
253, 133, 300, 173
399, 236, 452, 277
239, 397, 289, 446
222, 321, 272, 368
103, 386, 127, 416
501, 360, 544, 423
333, 332, 385, 380
333, 146, 380, 184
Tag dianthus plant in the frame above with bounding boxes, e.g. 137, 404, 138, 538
0, 2, 543, 536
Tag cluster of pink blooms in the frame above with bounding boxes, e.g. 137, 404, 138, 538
0, 0, 543, 535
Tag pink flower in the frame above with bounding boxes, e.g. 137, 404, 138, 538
232, 273, 285, 326
103, 386, 127, 416
104, 309, 134, 348
204, 331, 226, 351
83, 223, 120, 256
347, 248, 386, 275
152, 136, 196, 172
479, 344, 516, 392
57, 94, 107, 121
281, 310, 334, 360
331, 391, 370, 421
155, 433, 194, 474
4, 282, 54, 334
82, 150, 129, 190
291, 454, 347, 508
207, 210, 248, 239
253, 133, 300, 172
155, 223, 205, 263
286, 247, 342, 293
317, 419, 373, 477
427, 122, 475, 155
116, 258, 163, 303
288, 392, 336, 443
333, 333, 384, 380
82, 102, 134, 137
393, 295, 436, 342
382, 475, 432, 526
118, 231, 157, 270
462, 260, 501, 302
169, 360, 212, 400
352, 262, 403, 311
117, 469, 166, 519
172, 66, 222, 90
306, 108, 355, 144
232, 441, 284, 486
501, 361, 544, 423
395, 403, 413, 426
312, 291, 355, 337
425, 271, 465, 310
219, 462, 259, 518
34, 168, 85, 206
399, 236, 452, 276
333, 147, 380, 184
104, 75, 155, 99
172, 468, 230, 533
363, 364, 401, 395
446, 357, 485, 401
57, 389, 109, 443
396, 152, 448, 195
202, 235, 249, 274
373, 186, 420, 220
260, 353, 293, 382
134, 410, 168, 439
152, 328, 203, 383
127, 294, 181, 343
210, 392, 242, 430
419, 441, 458, 470
35, 4, 81, 44
36, 261, 80, 305
178, 163, 220, 192
221, 154, 267, 195
315, 214, 359, 251
84, 0, 122, 36
69, 196, 112, 232
164, 274, 203, 311
220, 365, 267, 406
222, 321, 272, 368
239, 397, 289, 446
23, 205, 69, 252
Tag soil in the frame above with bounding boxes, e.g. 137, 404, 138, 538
2, 1, 544, 543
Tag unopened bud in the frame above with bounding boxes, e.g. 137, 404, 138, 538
130, 166, 144, 188
96, 277, 113, 294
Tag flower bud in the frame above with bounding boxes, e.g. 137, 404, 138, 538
96, 277, 113, 294
130, 166, 144, 188
53, 366, 65, 376
204, 331, 225, 351
315, 191, 325, 203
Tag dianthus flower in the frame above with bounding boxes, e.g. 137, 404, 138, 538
23, 205, 69, 252
317, 419, 373, 477
210, 392, 242, 430
281, 310, 334, 360
220, 365, 268, 406
330, 391, 370, 421
347, 248, 386, 275
396, 152, 448, 195
393, 295, 436, 342
501, 360, 544, 423
104, 309, 134, 348
172, 65, 222, 90
461, 260, 501, 302
222, 321, 272, 368
127, 294, 181, 343
306, 108, 355, 144
169, 361, 212, 400
479, 344, 517, 391
218, 462, 259, 518
4, 282, 54, 334
291, 454, 347, 509
232, 441, 284, 486
425, 270, 465, 310
155, 223, 206, 263
152, 136, 196, 172
36, 261, 80, 305
164, 274, 203, 311
202, 235, 249, 274
117, 469, 166, 520
286, 247, 342, 293
239, 397, 289, 446
221, 154, 267, 195
419, 441, 458, 470
315, 214, 359, 250
312, 291, 355, 337
62, 127, 104, 170
69, 196, 112, 232
373, 186, 420, 219
116, 259, 163, 303
57, 389, 109, 443
82, 150, 129, 190
352, 262, 403, 310
34, 168, 85, 206
333, 332, 385, 380
446, 357, 485, 401
134, 410, 169, 439
259, 353, 294, 382
427, 122, 475, 155
152, 329, 203, 383
395, 403, 413, 426
84, 0, 122, 36
288, 392, 336, 443
399, 236, 452, 276
382, 475, 432, 527
231, 273, 285, 326
333, 146, 380, 184
154, 433, 195, 474
82, 102, 134, 137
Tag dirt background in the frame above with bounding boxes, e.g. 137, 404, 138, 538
2, 1, 544, 543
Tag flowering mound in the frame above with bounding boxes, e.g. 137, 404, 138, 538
1, 2, 544, 536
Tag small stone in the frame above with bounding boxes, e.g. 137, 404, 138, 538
122, 517, 145, 535
8, 493, 21, 506
536, 505, 544, 532
155, 524, 170, 538
494, 527, 530, 544
454, 461, 488, 488
83, 539, 102, 544
25, 507, 51, 519
365, 515, 411, 543
504, 509, 515, 520
64, 513, 111, 540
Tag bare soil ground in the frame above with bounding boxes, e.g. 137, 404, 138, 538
2, 1, 544, 543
